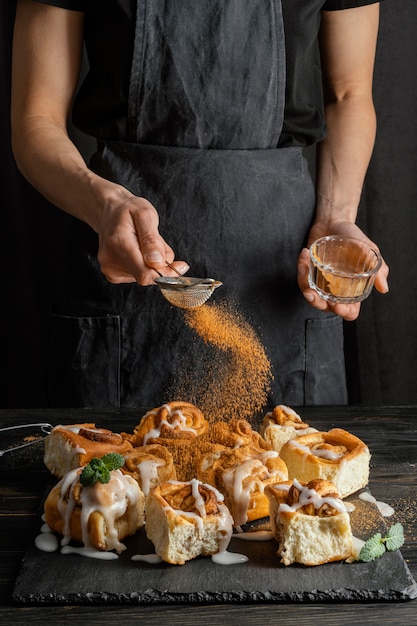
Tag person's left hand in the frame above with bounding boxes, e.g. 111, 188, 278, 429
297, 221, 389, 321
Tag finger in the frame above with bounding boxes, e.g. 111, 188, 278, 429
374, 260, 389, 294
104, 272, 137, 285
330, 301, 361, 321
130, 200, 168, 270
297, 247, 311, 290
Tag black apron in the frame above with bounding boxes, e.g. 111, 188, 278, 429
48, 0, 347, 409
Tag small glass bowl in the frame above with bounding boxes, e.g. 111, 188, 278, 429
308, 236, 382, 304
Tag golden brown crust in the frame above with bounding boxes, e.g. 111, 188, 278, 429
286, 479, 340, 517
154, 480, 222, 517
264, 405, 310, 430
44, 469, 144, 552
43, 424, 133, 478
259, 406, 317, 453
203, 418, 272, 450
265, 478, 352, 565
121, 444, 177, 493
145, 479, 234, 564
278, 428, 370, 498
132, 402, 209, 446
197, 445, 288, 525
281, 428, 368, 465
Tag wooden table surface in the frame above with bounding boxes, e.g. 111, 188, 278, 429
1, 405, 416, 625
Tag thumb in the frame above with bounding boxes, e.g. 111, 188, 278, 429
143, 246, 165, 268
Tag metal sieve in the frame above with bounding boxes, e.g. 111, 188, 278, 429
155, 275, 222, 309
0, 423, 54, 456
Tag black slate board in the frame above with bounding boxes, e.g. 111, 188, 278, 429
12, 492, 417, 605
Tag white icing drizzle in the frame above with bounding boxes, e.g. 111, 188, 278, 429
54, 425, 106, 436
131, 553, 163, 564
52, 424, 81, 434
222, 454, 286, 528
232, 530, 274, 541
35, 532, 59, 552
61, 545, 119, 560
358, 491, 395, 517
279, 478, 347, 514
222, 460, 261, 527
290, 439, 344, 461
130, 550, 248, 566
161, 479, 234, 557
265, 406, 318, 435
211, 550, 248, 565
273, 483, 291, 492
267, 405, 301, 419
348, 535, 366, 562
136, 458, 165, 496
143, 406, 198, 444
53, 467, 140, 554
73, 445, 87, 455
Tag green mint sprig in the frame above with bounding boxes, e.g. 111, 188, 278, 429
80, 453, 125, 487
359, 523, 405, 562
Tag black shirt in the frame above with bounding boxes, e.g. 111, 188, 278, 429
34, 0, 383, 147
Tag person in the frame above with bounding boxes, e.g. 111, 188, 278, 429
11, 0, 389, 409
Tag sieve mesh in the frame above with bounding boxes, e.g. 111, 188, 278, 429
155, 277, 222, 309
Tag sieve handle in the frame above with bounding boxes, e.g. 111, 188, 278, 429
0, 423, 54, 456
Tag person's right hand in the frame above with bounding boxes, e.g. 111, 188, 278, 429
96, 191, 189, 285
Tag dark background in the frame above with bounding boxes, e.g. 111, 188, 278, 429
1, 1, 416, 408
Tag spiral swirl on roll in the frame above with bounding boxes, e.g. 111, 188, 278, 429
205, 418, 272, 451
279, 428, 371, 498
121, 444, 177, 495
132, 401, 209, 446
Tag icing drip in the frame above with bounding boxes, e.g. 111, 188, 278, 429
222, 451, 285, 527
358, 491, 395, 517
162, 479, 234, 556
136, 458, 165, 496
143, 406, 198, 444
290, 439, 345, 461
56, 468, 140, 553
279, 478, 347, 514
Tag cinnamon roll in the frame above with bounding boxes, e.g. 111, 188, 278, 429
145, 479, 233, 565
44, 467, 144, 553
196, 445, 288, 527
260, 405, 317, 452
279, 428, 371, 498
132, 401, 209, 446
266, 478, 353, 566
121, 444, 177, 495
44, 423, 133, 478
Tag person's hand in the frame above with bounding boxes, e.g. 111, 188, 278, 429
297, 221, 389, 321
96, 192, 189, 285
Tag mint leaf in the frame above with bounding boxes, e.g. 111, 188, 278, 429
359, 533, 386, 562
359, 523, 405, 562
79, 463, 97, 487
101, 452, 125, 471
97, 465, 111, 484
385, 523, 405, 552
79, 453, 125, 487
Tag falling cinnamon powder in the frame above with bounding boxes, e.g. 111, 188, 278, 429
171, 300, 272, 424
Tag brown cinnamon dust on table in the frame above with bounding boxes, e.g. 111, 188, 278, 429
171, 300, 272, 424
